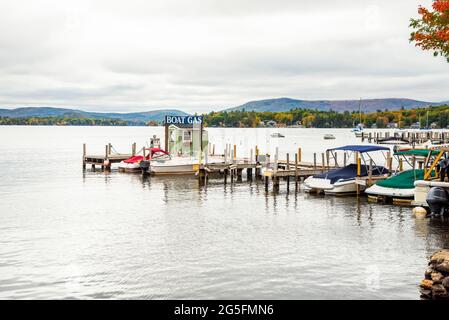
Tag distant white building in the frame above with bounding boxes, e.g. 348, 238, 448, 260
386, 122, 398, 129
410, 122, 421, 129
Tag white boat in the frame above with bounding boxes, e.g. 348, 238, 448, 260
270, 132, 285, 138
150, 155, 224, 175
365, 183, 415, 198
150, 157, 201, 175
303, 145, 390, 195
351, 98, 364, 137
365, 149, 440, 199
351, 125, 363, 137
118, 148, 170, 173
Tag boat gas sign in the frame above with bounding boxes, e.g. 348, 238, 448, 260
165, 115, 203, 125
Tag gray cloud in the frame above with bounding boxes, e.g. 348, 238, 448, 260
0, 0, 447, 113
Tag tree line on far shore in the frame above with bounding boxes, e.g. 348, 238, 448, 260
2, 104, 449, 128
0, 116, 129, 126
203, 105, 449, 128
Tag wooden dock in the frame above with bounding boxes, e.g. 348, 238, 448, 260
82, 143, 137, 171
358, 130, 449, 145
195, 146, 338, 192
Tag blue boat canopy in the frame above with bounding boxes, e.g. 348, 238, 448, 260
327, 145, 390, 153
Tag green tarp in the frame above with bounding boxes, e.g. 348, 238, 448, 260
376, 169, 435, 189
394, 149, 440, 157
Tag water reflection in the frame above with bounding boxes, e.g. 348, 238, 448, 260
1, 126, 449, 299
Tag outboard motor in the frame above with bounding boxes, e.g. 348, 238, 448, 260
426, 187, 449, 216
139, 160, 150, 174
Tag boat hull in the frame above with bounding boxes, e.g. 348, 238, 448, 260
118, 162, 143, 173
365, 184, 414, 198
303, 177, 364, 195
324, 180, 364, 195
150, 163, 198, 175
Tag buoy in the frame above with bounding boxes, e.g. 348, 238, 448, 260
413, 207, 428, 219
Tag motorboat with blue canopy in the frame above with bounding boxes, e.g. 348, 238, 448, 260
304, 145, 391, 195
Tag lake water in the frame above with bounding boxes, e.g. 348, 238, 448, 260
0, 126, 448, 299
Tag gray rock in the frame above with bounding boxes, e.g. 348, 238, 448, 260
442, 277, 449, 289
430, 250, 449, 264
431, 272, 445, 283
436, 262, 449, 274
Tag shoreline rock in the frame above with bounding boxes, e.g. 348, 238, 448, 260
420, 250, 449, 300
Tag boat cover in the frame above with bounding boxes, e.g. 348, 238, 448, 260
124, 148, 170, 163
394, 149, 440, 157
123, 156, 145, 164
327, 145, 390, 153
313, 164, 389, 183
376, 169, 435, 189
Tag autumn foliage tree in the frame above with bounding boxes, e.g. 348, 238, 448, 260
410, 0, 449, 61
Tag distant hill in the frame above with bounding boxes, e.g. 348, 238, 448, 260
227, 98, 446, 113
0, 107, 189, 124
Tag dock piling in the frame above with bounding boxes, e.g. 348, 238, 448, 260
82, 143, 86, 170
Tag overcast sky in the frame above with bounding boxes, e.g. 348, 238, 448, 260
0, 0, 447, 113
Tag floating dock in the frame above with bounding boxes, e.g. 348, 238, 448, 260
358, 130, 449, 145
82, 143, 136, 171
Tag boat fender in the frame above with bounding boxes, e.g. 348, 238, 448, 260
103, 159, 110, 166
412, 207, 428, 219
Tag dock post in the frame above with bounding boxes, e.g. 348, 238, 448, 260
295, 153, 299, 189
82, 143, 86, 170
247, 167, 252, 180
224, 146, 228, 164
286, 153, 290, 192
237, 169, 243, 181
255, 145, 259, 162
132, 143, 136, 156
298, 148, 302, 163
273, 176, 280, 193
344, 153, 347, 166
386, 151, 392, 171
326, 151, 330, 170
356, 154, 361, 196
321, 153, 325, 173
273, 148, 279, 192
108, 143, 112, 155
233, 144, 237, 164
313, 153, 317, 171
368, 159, 373, 185
274, 147, 279, 173
104, 144, 111, 171
399, 158, 404, 172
